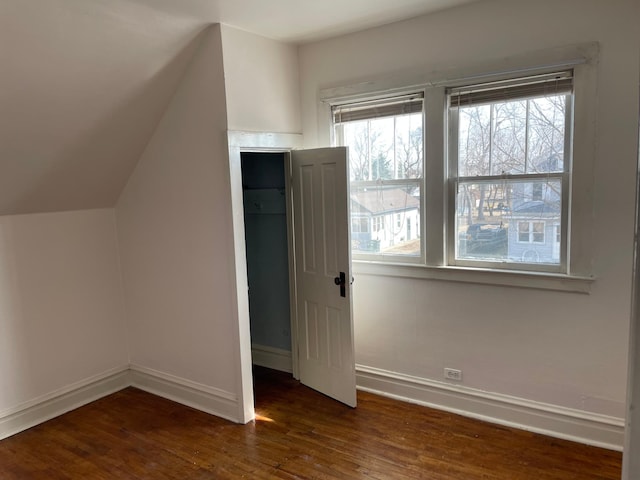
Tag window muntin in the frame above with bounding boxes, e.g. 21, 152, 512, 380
334, 94, 424, 259
449, 71, 572, 271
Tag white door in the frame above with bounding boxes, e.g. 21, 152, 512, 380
291, 147, 356, 407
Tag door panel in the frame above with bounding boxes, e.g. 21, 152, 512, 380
292, 147, 356, 407
300, 166, 316, 272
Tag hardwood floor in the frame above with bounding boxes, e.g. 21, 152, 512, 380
0, 367, 622, 479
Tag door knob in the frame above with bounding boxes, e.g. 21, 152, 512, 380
334, 271, 346, 297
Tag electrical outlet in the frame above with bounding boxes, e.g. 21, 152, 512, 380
444, 368, 462, 381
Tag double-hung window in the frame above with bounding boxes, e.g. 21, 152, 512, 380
328, 65, 584, 280
333, 94, 424, 260
448, 71, 573, 272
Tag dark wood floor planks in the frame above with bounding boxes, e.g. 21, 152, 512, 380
0, 367, 622, 479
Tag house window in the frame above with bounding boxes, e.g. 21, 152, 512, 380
373, 216, 383, 232
449, 71, 572, 270
333, 94, 424, 259
532, 183, 544, 201
351, 217, 369, 233
518, 221, 545, 243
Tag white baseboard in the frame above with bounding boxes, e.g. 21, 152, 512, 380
129, 365, 240, 423
0, 366, 130, 441
251, 344, 293, 373
356, 365, 625, 451
0, 364, 244, 440
1, 361, 625, 451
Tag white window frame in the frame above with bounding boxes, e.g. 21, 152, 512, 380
447, 71, 573, 274
333, 93, 426, 264
321, 43, 598, 292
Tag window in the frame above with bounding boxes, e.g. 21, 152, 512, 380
333, 94, 424, 260
449, 71, 572, 271
351, 217, 369, 233
532, 183, 544, 201
327, 60, 590, 281
518, 221, 545, 243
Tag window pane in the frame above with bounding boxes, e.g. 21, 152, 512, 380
336, 101, 424, 260
518, 222, 529, 242
527, 95, 567, 173
492, 100, 527, 175
532, 222, 545, 243
455, 179, 561, 264
458, 104, 491, 176
339, 113, 423, 182
394, 113, 424, 178
457, 94, 568, 177
351, 184, 420, 256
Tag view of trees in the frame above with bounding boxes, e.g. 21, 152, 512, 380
341, 113, 423, 182
457, 94, 568, 224
339, 112, 423, 256
454, 93, 568, 264
336, 91, 569, 264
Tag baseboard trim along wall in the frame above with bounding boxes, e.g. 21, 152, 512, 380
0, 366, 130, 441
356, 364, 625, 451
0, 365, 242, 441
129, 364, 239, 423
251, 344, 293, 373
1, 362, 625, 450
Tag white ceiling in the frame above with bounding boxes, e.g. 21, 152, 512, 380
0, 0, 479, 215
133, 0, 479, 43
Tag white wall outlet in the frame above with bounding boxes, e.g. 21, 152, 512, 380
444, 368, 462, 381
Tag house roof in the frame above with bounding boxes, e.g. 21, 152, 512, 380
511, 200, 560, 216
351, 188, 419, 215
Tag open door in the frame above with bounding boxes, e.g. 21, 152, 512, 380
291, 147, 356, 407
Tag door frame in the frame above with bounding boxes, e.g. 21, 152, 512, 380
227, 130, 303, 423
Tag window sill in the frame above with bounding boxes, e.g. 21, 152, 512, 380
352, 261, 594, 294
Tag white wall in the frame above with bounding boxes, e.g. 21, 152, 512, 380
220, 25, 301, 134
0, 209, 128, 413
116, 26, 240, 399
299, 0, 640, 421
622, 41, 640, 480
623, 173, 640, 474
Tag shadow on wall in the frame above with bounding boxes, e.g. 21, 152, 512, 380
0, 218, 30, 410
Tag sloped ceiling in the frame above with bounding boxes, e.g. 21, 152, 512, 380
0, 0, 479, 215
0, 0, 209, 215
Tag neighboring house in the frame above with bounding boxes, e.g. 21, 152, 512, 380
507, 200, 561, 263
350, 188, 420, 252
459, 182, 561, 264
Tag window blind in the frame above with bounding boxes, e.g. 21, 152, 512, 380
448, 71, 573, 107
332, 93, 424, 124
